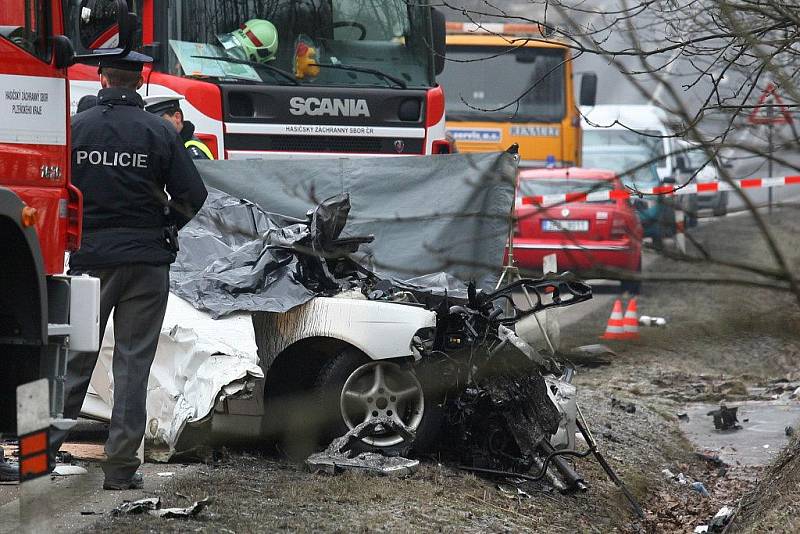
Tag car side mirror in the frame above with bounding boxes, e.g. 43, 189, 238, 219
579, 72, 598, 107
431, 8, 446, 75
75, 0, 136, 61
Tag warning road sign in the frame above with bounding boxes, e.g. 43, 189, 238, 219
748, 82, 794, 125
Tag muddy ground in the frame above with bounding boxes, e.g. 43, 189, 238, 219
87, 207, 800, 533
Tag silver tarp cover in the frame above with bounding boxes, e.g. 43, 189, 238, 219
173, 152, 516, 317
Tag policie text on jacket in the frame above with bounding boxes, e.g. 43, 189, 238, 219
75, 150, 149, 169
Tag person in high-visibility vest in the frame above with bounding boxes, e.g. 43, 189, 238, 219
143, 95, 214, 160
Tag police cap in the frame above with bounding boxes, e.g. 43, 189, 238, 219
142, 95, 186, 116
97, 50, 153, 72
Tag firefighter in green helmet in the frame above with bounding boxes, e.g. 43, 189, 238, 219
217, 19, 279, 63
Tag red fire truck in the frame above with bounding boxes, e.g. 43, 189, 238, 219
66, 0, 450, 159
1, 0, 133, 480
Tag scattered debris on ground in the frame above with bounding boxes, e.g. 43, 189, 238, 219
638, 315, 667, 327
150, 497, 213, 519
111, 497, 161, 516
708, 505, 734, 531
51, 465, 88, 476
707, 405, 741, 431
611, 397, 637, 414
111, 496, 212, 519
306, 418, 419, 477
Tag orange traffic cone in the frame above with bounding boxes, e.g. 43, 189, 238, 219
601, 299, 626, 340
622, 298, 640, 340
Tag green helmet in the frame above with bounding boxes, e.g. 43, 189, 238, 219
217, 19, 278, 63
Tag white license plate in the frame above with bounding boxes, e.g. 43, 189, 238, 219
542, 219, 589, 232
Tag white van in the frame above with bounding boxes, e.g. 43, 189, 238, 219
580, 104, 679, 181
580, 104, 697, 224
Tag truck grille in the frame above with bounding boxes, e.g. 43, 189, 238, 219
273, 135, 382, 153
225, 134, 423, 154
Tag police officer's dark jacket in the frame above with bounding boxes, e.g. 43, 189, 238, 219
70, 87, 208, 270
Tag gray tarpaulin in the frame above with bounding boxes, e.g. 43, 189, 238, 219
174, 153, 516, 317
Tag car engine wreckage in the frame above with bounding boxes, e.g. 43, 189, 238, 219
81, 152, 642, 516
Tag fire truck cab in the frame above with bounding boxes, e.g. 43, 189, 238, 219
67, 0, 450, 160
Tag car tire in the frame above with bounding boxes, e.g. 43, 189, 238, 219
713, 201, 726, 217
314, 348, 441, 456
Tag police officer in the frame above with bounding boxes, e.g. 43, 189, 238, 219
142, 95, 214, 160
53, 51, 208, 490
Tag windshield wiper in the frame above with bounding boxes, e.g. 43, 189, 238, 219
191, 55, 299, 85
203, 74, 275, 85
310, 63, 407, 89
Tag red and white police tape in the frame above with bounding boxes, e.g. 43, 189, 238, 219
520, 175, 800, 207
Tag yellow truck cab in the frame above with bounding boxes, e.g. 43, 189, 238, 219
439, 22, 597, 168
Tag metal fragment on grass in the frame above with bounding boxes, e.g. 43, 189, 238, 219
306, 417, 419, 477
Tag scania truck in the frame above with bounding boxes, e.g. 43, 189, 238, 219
66, 0, 451, 159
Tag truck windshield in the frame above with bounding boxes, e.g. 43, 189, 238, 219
166, 0, 433, 88
440, 46, 566, 122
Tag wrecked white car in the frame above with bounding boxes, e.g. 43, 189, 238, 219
85, 201, 591, 497
82, 153, 644, 500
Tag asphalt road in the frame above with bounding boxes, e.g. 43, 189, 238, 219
0, 461, 201, 533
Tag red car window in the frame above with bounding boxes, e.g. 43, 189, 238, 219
518, 177, 617, 203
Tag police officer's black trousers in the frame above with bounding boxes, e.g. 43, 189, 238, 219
50, 264, 169, 484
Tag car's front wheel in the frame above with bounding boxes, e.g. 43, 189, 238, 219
314, 348, 439, 455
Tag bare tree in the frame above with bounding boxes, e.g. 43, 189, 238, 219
432, 0, 800, 303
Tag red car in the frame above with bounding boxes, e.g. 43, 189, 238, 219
510, 168, 643, 292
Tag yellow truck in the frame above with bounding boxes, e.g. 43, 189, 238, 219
439, 22, 597, 168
